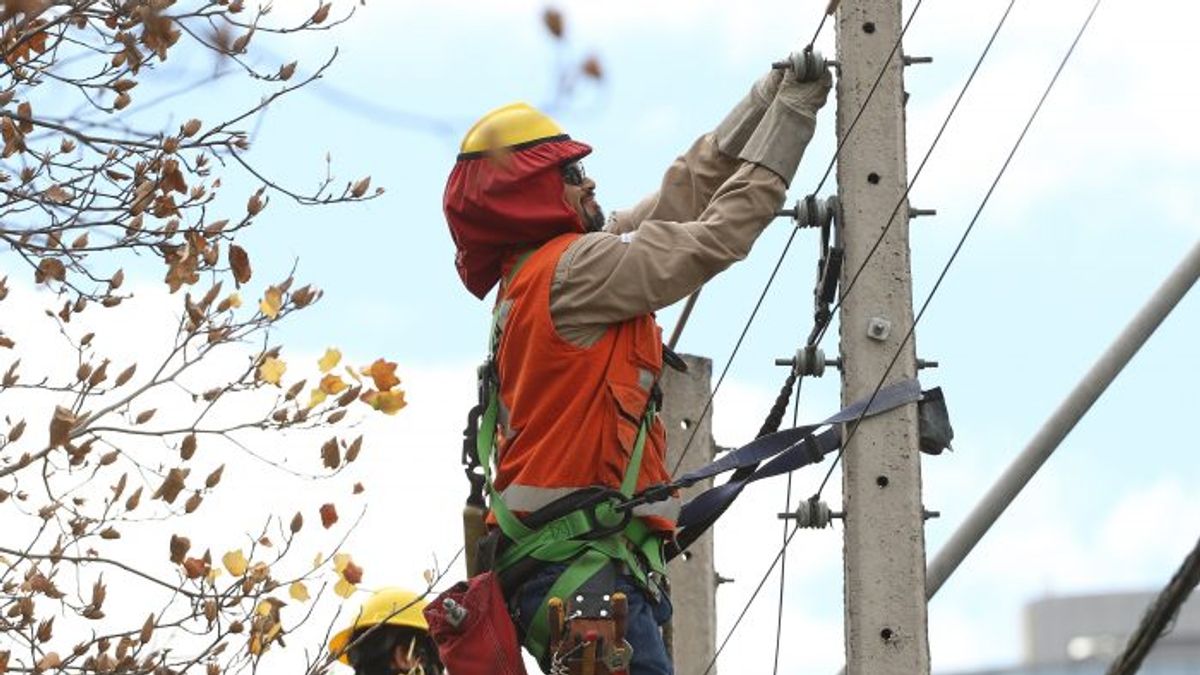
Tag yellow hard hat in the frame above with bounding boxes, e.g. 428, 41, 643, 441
328, 587, 429, 664
459, 102, 566, 155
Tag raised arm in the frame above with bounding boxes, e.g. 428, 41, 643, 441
553, 69, 833, 346
605, 69, 784, 234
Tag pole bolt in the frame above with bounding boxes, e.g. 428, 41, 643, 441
867, 317, 892, 341
904, 55, 934, 65
917, 358, 939, 370
909, 206, 937, 218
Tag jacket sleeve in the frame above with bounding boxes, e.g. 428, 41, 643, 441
604, 133, 742, 236
551, 160, 786, 346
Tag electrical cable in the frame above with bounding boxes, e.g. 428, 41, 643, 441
668, 225, 803, 476
668, 0, 928, 478
814, 0, 1105, 499
810, 0, 1018, 350
703, 523, 802, 675
809, 0, 925, 198
702, 3, 1103, 666
770, 382, 804, 675
1106, 531, 1200, 675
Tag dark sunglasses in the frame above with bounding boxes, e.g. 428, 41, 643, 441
560, 161, 587, 186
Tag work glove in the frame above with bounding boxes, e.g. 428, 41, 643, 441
713, 67, 784, 157
738, 66, 833, 186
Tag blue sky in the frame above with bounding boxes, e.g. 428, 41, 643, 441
246, 0, 1200, 671
16, 0, 1197, 672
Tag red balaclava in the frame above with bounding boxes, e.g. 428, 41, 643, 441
444, 134, 592, 299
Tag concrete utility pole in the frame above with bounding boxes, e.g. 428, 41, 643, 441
834, 1, 931, 674
660, 354, 717, 675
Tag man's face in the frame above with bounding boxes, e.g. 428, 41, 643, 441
561, 161, 605, 232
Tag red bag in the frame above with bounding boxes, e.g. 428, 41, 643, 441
424, 572, 529, 675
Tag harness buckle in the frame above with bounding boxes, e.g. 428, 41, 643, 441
578, 491, 633, 540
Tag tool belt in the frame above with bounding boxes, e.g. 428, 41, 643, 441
473, 486, 667, 670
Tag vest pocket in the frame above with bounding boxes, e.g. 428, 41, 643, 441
608, 381, 649, 457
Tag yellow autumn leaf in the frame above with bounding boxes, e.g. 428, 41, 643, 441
222, 549, 248, 576
258, 357, 286, 386
289, 581, 310, 602
226, 292, 242, 309
334, 577, 357, 599
319, 373, 347, 395
307, 387, 328, 409
363, 389, 407, 415
312, 552, 324, 570
259, 286, 282, 319
318, 348, 341, 373
255, 600, 274, 617
206, 567, 223, 584
332, 552, 352, 574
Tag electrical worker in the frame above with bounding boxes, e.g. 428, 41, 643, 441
329, 587, 444, 675
444, 57, 832, 675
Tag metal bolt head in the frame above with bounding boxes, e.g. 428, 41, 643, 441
867, 317, 892, 341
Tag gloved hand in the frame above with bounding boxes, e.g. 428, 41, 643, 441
738, 66, 833, 185
713, 67, 784, 157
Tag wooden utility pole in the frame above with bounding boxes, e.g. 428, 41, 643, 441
661, 354, 717, 675
834, 1, 931, 674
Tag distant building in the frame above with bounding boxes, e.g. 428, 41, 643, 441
943, 591, 1200, 675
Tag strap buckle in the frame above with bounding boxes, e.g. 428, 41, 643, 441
578, 491, 633, 540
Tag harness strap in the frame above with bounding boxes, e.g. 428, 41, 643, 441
473, 247, 662, 662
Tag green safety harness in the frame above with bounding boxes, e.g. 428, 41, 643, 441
472, 252, 667, 662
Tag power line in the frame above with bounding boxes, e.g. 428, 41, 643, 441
703, 523, 803, 675
772, 379, 801, 672
811, 0, 1018, 349
669, 0, 928, 478
705, 0, 1105, 670
815, 0, 1105, 499
1105, 536, 1200, 673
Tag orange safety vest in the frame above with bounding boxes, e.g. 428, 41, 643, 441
492, 233, 680, 532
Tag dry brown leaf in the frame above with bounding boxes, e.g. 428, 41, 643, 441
320, 437, 339, 469
180, 433, 197, 460
543, 8, 564, 38
48, 406, 74, 448
341, 560, 363, 584
114, 364, 136, 387
169, 534, 191, 563
34, 257, 65, 284
350, 176, 370, 198
228, 244, 251, 285
319, 502, 337, 529
152, 468, 189, 504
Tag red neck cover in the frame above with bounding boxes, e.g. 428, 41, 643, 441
444, 136, 592, 299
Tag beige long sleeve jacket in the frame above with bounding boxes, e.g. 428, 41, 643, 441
549, 133, 788, 347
